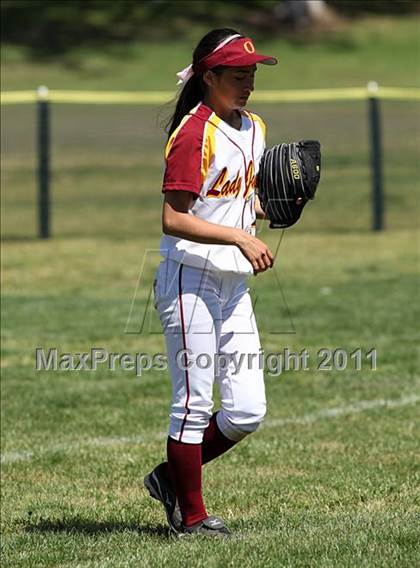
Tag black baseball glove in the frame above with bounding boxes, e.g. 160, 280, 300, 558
257, 140, 321, 228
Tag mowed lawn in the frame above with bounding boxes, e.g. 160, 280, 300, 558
1, 228, 419, 567
1, 15, 420, 567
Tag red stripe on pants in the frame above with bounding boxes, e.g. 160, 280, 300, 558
177, 264, 190, 442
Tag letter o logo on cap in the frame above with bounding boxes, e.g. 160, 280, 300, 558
244, 41, 255, 54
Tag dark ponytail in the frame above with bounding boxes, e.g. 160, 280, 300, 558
165, 28, 243, 138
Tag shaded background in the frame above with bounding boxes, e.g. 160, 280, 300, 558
2, 0, 420, 54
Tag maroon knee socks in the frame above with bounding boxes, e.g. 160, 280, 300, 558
166, 412, 238, 527
201, 411, 237, 464
166, 436, 207, 526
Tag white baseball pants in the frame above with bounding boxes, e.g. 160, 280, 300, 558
153, 257, 266, 444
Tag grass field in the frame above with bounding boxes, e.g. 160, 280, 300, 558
1, 100, 419, 239
1, 230, 419, 567
1, 15, 420, 568
2, 17, 420, 90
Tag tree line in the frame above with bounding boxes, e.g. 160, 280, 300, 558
2, 0, 418, 56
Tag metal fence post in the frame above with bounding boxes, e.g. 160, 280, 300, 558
37, 85, 50, 239
367, 81, 384, 231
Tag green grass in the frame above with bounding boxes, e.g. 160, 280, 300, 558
1, 14, 420, 567
1, 16, 419, 240
1, 230, 419, 567
1, 100, 419, 239
2, 16, 420, 91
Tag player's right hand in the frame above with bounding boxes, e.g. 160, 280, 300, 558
235, 229, 274, 274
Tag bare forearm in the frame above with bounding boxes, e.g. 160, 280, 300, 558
162, 193, 274, 274
164, 212, 245, 247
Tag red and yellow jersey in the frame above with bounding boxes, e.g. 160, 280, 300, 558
160, 101, 266, 274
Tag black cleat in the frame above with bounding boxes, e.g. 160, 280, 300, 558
180, 515, 231, 538
144, 462, 182, 534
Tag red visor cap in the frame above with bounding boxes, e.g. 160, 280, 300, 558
195, 37, 277, 73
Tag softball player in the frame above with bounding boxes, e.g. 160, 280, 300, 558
144, 28, 277, 538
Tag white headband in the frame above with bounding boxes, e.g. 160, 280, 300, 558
176, 33, 242, 86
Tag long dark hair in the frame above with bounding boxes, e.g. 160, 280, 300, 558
165, 28, 243, 137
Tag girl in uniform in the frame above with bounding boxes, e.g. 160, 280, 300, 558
144, 28, 278, 538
